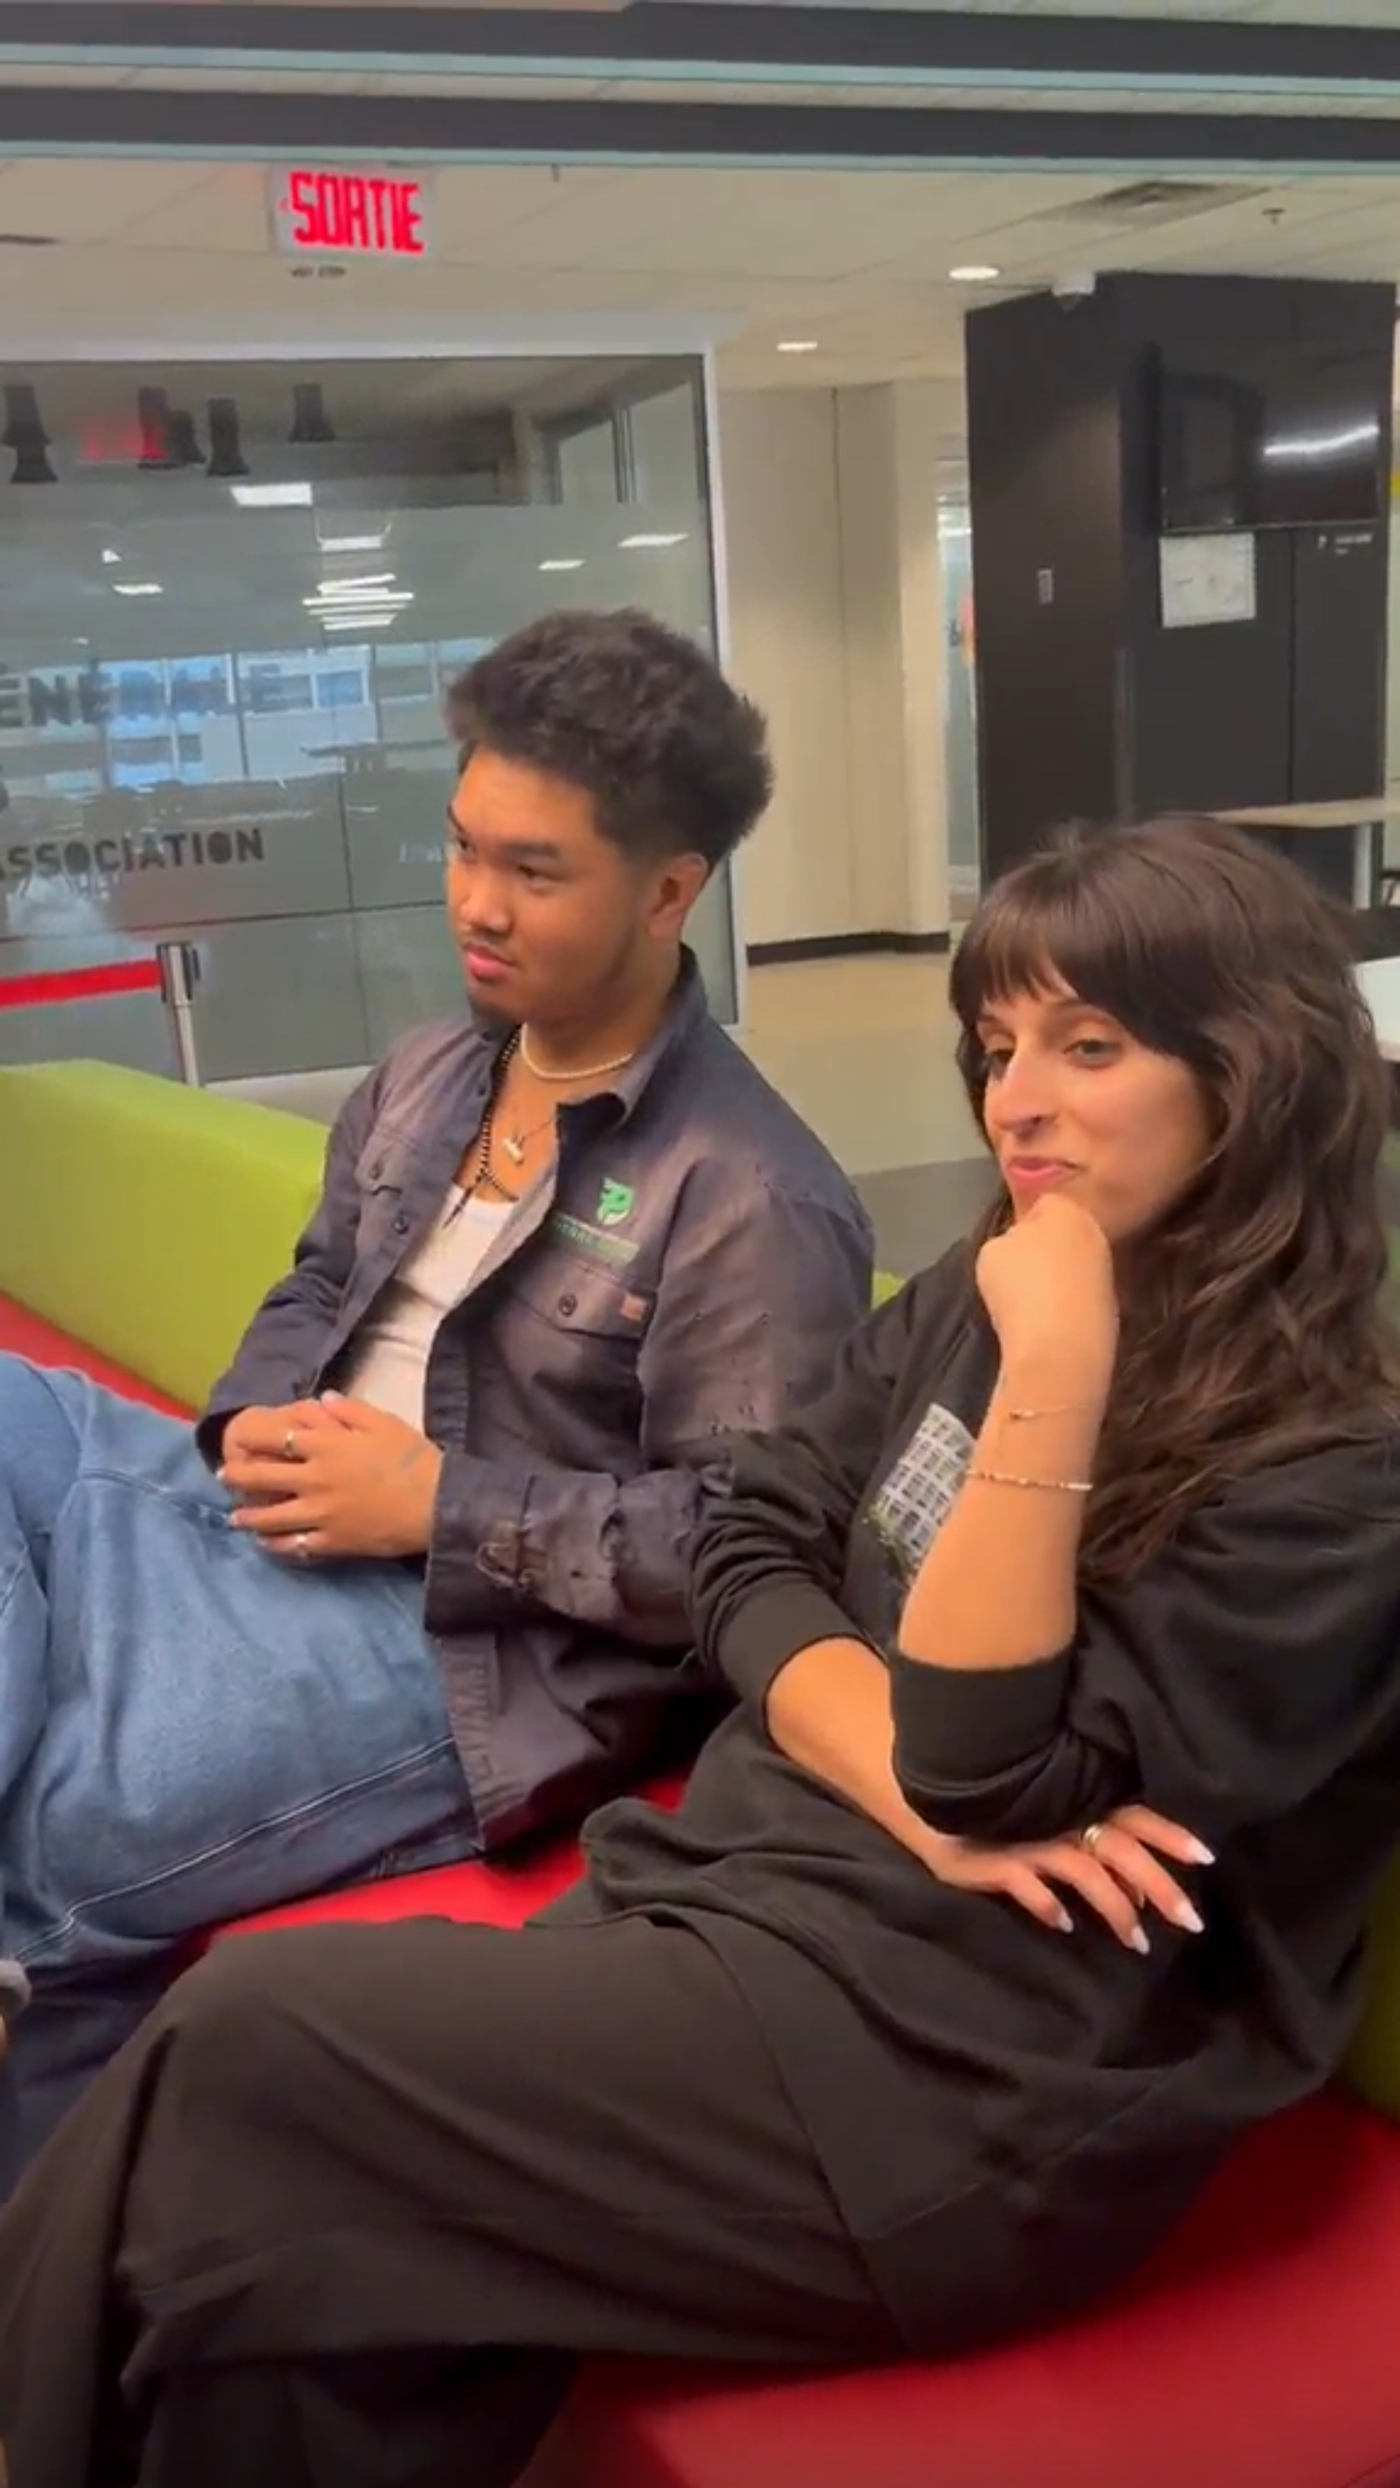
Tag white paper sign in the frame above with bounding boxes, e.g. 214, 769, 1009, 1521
1159, 533, 1258, 631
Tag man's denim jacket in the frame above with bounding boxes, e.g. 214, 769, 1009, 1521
200, 957, 874, 1845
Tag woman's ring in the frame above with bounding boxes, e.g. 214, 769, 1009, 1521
294, 1532, 312, 1562
283, 1427, 300, 1461
1080, 1822, 1108, 1854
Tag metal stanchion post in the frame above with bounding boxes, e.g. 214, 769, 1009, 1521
157, 938, 202, 1085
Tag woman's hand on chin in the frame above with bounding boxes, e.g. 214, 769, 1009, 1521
977, 1191, 1119, 1385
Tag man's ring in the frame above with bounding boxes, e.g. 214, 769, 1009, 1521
1080, 1822, 1108, 1854
294, 1532, 312, 1562
283, 1426, 300, 1461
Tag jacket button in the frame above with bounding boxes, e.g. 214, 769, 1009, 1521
368, 1159, 383, 1182
557, 1292, 577, 1317
392, 1212, 410, 1235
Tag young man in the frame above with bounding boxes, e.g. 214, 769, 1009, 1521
0, 607, 872, 2170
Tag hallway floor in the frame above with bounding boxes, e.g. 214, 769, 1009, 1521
737, 954, 993, 1275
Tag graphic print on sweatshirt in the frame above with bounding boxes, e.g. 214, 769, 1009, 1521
866, 1399, 975, 1587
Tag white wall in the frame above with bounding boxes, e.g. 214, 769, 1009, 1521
837, 382, 950, 942
837, 386, 917, 937
719, 381, 954, 953
719, 390, 855, 947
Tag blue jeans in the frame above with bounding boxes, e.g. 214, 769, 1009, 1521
0, 1355, 476, 1978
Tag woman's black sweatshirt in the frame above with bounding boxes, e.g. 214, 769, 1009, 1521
562, 1250, 1400, 2352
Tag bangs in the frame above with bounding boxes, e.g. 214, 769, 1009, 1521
949, 836, 1212, 1063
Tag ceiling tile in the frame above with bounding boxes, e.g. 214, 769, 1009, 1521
0, 159, 213, 244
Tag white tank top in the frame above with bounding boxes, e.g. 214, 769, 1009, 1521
345, 1187, 513, 1431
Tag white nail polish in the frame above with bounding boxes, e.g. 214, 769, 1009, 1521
1129, 1928, 1151, 1955
1186, 1839, 1215, 1865
1174, 1902, 1205, 1935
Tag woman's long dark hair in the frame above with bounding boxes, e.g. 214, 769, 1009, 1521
951, 815, 1400, 1585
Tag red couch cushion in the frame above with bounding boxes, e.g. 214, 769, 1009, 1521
0, 1291, 187, 1417
570, 2092, 1400, 2488
216, 1849, 586, 1936
213, 1775, 686, 1946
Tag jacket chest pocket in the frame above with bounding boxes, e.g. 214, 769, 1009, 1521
513, 1254, 653, 1344
353, 1130, 422, 1253
502, 1255, 655, 1410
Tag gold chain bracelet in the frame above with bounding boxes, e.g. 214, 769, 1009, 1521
1003, 1401, 1100, 1423
967, 1467, 1093, 1496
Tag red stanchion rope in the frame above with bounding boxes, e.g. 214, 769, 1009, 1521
0, 959, 163, 1012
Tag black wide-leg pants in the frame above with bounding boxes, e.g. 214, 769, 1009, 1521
0, 1914, 897, 2488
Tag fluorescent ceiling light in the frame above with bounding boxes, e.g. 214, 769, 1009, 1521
320, 612, 398, 631
949, 264, 1001, 283
304, 593, 413, 615
317, 532, 386, 553
112, 581, 163, 597
777, 339, 819, 354
539, 557, 584, 573
314, 573, 397, 596
101, 547, 121, 565
230, 481, 313, 509
305, 592, 410, 617
619, 532, 688, 550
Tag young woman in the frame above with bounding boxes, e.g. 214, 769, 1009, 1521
5, 816, 1400, 2488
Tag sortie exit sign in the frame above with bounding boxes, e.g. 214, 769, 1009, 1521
270, 166, 434, 261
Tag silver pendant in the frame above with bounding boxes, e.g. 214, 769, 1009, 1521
502, 1133, 526, 1166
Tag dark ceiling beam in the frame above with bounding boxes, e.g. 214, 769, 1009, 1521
3, 2, 1400, 92
2, 80, 1400, 169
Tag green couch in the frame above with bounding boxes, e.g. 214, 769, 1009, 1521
0, 1060, 325, 1409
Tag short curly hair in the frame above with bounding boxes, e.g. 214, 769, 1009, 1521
444, 608, 772, 870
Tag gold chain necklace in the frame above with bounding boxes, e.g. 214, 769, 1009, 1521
472, 1025, 637, 1200
519, 1027, 638, 1084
